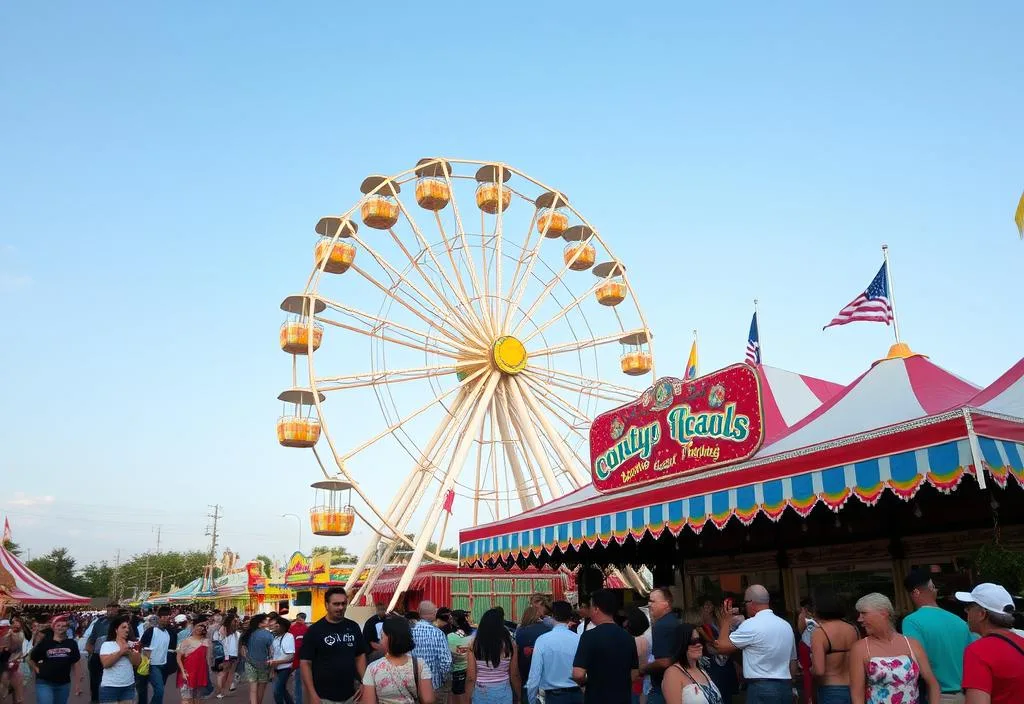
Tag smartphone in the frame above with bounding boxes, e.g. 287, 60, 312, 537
722, 597, 733, 614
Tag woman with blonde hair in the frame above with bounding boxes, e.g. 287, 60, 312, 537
848, 593, 938, 704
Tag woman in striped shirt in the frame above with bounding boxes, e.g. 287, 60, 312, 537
466, 610, 520, 704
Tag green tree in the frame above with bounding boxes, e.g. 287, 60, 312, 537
2, 539, 21, 557
26, 547, 81, 593
114, 550, 210, 595
311, 545, 356, 564
78, 562, 115, 598
254, 555, 273, 577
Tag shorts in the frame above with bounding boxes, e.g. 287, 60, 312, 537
451, 670, 467, 695
245, 662, 271, 683
99, 684, 137, 703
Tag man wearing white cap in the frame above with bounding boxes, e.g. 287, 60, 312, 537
955, 583, 1024, 704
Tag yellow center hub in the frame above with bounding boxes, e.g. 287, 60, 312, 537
492, 336, 528, 375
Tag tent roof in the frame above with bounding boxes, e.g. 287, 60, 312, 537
755, 364, 846, 444
970, 357, 1024, 419
763, 354, 978, 454
0, 544, 90, 606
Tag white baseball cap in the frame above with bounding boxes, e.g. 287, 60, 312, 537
955, 583, 1015, 614
0, 619, 10, 627
173, 614, 188, 624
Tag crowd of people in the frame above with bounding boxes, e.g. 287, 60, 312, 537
1, 572, 1021, 704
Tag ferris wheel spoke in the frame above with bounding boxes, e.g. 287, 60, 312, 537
529, 330, 626, 359
502, 376, 562, 501
492, 387, 538, 512
514, 376, 588, 487
500, 213, 549, 334
392, 198, 491, 345
519, 278, 604, 345
316, 314, 464, 359
387, 372, 502, 610
525, 366, 638, 402
520, 373, 592, 430
433, 212, 478, 321
348, 263, 478, 351
440, 169, 496, 337
520, 379, 592, 452
510, 240, 607, 338
316, 364, 458, 394
315, 298, 473, 357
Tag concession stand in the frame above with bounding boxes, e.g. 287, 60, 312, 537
459, 351, 1024, 618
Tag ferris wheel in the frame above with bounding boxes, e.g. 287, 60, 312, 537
277, 158, 655, 608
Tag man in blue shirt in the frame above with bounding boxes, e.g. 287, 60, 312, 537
901, 570, 972, 703
410, 601, 453, 699
526, 601, 581, 704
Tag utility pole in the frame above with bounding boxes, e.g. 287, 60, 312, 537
155, 525, 162, 554
111, 549, 121, 601
205, 505, 222, 587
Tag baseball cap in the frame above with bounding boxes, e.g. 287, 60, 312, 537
173, 614, 188, 624
955, 583, 1015, 614
0, 619, 9, 627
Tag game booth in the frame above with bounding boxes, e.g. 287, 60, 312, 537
459, 349, 1024, 617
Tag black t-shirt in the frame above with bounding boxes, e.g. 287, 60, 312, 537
298, 617, 368, 701
362, 615, 385, 646
514, 622, 552, 681
572, 623, 639, 704
30, 637, 81, 685
650, 613, 681, 688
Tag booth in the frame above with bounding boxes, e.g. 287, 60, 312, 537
0, 544, 90, 612
460, 351, 1024, 618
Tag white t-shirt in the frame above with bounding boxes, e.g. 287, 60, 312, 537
224, 631, 239, 658
575, 620, 596, 635
728, 609, 797, 680
99, 641, 135, 687
271, 633, 295, 671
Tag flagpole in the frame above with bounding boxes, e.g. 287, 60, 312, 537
753, 298, 761, 363
692, 329, 698, 376
881, 244, 902, 344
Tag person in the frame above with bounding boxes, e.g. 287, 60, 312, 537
140, 607, 177, 704
290, 613, 308, 704
526, 601, 581, 704
411, 602, 453, 703
216, 613, 240, 698
530, 596, 554, 628
2, 616, 27, 704
661, 623, 722, 704
848, 592, 939, 704
797, 598, 818, 704
574, 603, 594, 636
640, 588, 680, 704
623, 607, 650, 704
361, 617, 435, 704
900, 570, 972, 704
572, 589, 639, 704
29, 615, 82, 704
364, 604, 388, 664
809, 585, 857, 704
269, 616, 296, 704
241, 614, 274, 704
514, 607, 551, 703
447, 611, 473, 704
176, 618, 212, 704
466, 608, 520, 704
696, 599, 738, 703
710, 585, 796, 704
955, 583, 1024, 704
98, 615, 143, 704
299, 586, 368, 704
87, 604, 120, 704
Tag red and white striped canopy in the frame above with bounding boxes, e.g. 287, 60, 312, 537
969, 357, 1024, 420
0, 544, 90, 606
755, 364, 845, 444
763, 353, 979, 455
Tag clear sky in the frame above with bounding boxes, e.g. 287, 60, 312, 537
2, 2, 1022, 572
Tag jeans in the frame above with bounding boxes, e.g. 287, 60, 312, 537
471, 682, 513, 704
817, 685, 852, 704
36, 681, 71, 704
136, 672, 149, 704
149, 665, 166, 704
293, 671, 303, 704
647, 687, 665, 704
273, 669, 295, 704
99, 685, 137, 703
746, 679, 793, 704
546, 688, 583, 704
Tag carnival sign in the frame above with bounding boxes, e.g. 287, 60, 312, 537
590, 364, 764, 492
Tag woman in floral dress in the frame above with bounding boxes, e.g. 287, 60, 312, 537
361, 618, 435, 704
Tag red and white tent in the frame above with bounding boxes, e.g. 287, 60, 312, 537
969, 357, 1024, 420
0, 544, 90, 607
755, 365, 845, 444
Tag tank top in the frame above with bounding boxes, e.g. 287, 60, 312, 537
476, 654, 511, 686
865, 636, 920, 704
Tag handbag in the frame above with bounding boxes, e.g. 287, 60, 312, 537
411, 657, 421, 704
136, 655, 151, 676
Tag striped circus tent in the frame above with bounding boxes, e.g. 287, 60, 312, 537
754, 364, 845, 444
459, 350, 1024, 568
0, 543, 90, 607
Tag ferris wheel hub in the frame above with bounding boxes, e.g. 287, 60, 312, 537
491, 335, 528, 375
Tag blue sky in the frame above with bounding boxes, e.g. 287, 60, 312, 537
2, 2, 1022, 569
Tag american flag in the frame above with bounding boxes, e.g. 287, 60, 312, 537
745, 312, 761, 365
824, 262, 893, 329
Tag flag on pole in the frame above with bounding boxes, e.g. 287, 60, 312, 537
684, 340, 698, 379
1015, 190, 1024, 239
823, 262, 894, 329
2, 517, 11, 544
442, 489, 455, 514
745, 312, 761, 365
